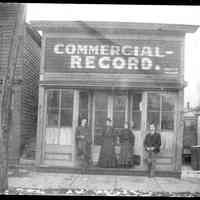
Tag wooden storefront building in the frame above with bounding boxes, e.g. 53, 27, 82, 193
31, 21, 198, 177
0, 4, 41, 165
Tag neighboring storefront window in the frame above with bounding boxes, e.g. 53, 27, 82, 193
113, 93, 126, 130
46, 89, 74, 145
94, 92, 108, 145
132, 93, 142, 130
47, 90, 59, 127
79, 91, 89, 125
147, 93, 175, 131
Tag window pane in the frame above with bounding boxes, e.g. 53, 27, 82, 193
79, 92, 89, 125
47, 90, 59, 108
79, 110, 88, 123
132, 93, 142, 130
94, 128, 103, 145
79, 92, 88, 110
47, 108, 59, 127
161, 111, 174, 130
132, 111, 141, 130
147, 111, 160, 127
61, 90, 73, 108
60, 109, 73, 127
148, 93, 160, 111
113, 111, 125, 128
95, 93, 108, 110
113, 95, 126, 111
184, 119, 197, 131
94, 92, 108, 145
133, 93, 142, 110
162, 95, 175, 111
95, 110, 107, 127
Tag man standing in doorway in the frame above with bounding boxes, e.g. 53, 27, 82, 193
76, 118, 92, 173
143, 123, 161, 177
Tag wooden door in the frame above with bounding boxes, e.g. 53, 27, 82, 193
112, 91, 128, 131
146, 92, 177, 171
129, 92, 144, 168
43, 89, 76, 167
93, 91, 109, 145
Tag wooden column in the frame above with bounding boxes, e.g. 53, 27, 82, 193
35, 86, 45, 166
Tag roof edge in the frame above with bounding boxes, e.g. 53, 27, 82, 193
29, 20, 199, 33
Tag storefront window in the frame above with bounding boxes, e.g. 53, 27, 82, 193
60, 90, 73, 127
113, 94, 126, 129
147, 111, 160, 128
79, 91, 89, 124
147, 93, 175, 131
47, 90, 59, 108
46, 89, 74, 145
132, 93, 142, 130
94, 92, 108, 145
47, 108, 59, 127
47, 90, 59, 127
161, 95, 175, 130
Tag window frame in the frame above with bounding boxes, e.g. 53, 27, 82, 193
129, 92, 143, 131
147, 92, 176, 131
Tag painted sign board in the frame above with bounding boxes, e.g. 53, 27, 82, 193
44, 37, 181, 75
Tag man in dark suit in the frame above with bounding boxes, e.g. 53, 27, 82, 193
143, 123, 161, 177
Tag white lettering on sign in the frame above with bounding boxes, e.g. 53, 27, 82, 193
99, 56, 110, 69
53, 43, 176, 72
85, 56, 95, 68
71, 55, 82, 68
110, 46, 120, 56
77, 45, 88, 54
141, 47, 153, 57
54, 44, 65, 54
121, 45, 132, 56
65, 44, 76, 54
127, 57, 139, 70
141, 57, 153, 70
88, 45, 99, 55
113, 57, 126, 69
100, 45, 110, 55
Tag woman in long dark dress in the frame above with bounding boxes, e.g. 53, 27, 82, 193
118, 122, 135, 168
98, 118, 117, 168
76, 118, 91, 173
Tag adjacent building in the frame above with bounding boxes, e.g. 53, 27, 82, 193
0, 4, 41, 165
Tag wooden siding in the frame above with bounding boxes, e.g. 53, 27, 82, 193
0, 4, 24, 80
0, 4, 41, 165
20, 27, 40, 157
0, 4, 18, 26
0, 4, 24, 165
8, 86, 22, 165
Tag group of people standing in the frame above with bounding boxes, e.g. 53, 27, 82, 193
76, 117, 161, 177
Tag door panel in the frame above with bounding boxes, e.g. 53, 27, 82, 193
93, 91, 109, 145
146, 92, 176, 170
44, 89, 75, 166
130, 93, 143, 167
113, 92, 127, 130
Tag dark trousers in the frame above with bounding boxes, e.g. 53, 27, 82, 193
145, 150, 156, 177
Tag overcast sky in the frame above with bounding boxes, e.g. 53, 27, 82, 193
26, 4, 200, 108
